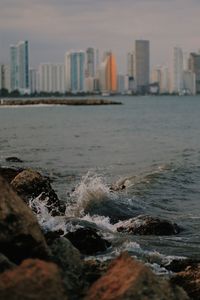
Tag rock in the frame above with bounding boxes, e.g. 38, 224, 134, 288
117, 215, 180, 235
83, 259, 111, 287
11, 169, 65, 216
0, 259, 68, 300
50, 238, 83, 300
64, 227, 111, 255
0, 253, 15, 273
0, 167, 23, 183
171, 264, 200, 300
165, 258, 200, 273
85, 253, 189, 300
0, 176, 49, 263
6, 157, 23, 163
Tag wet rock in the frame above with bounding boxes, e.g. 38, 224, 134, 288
165, 258, 200, 273
0, 259, 68, 300
50, 238, 83, 300
0, 167, 23, 183
6, 156, 23, 163
0, 253, 15, 273
11, 169, 65, 216
85, 253, 189, 300
171, 264, 200, 300
0, 176, 49, 263
83, 259, 111, 287
117, 215, 180, 235
65, 227, 111, 255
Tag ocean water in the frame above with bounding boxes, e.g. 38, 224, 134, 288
1, 95, 200, 270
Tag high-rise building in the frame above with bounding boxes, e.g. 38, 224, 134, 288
134, 40, 150, 94
151, 66, 169, 94
127, 52, 134, 77
39, 63, 65, 93
29, 69, 39, 94
183, 71, 196, 95
171, 47, 184, 94
10, 40, 29, 94
188, 53, 200, 93
86, 48, 95, 77
65, 51, 85, 93
0, 64, 11, 92
99, 52, 117, 94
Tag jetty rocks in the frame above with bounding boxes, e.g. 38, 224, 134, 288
0, 169, 198, 299
11, 169, 66, 216
116, 215, 181, 235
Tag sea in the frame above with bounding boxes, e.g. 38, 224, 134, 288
1, 95, 200, 273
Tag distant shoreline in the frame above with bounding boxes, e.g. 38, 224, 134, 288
0, 98, 122, 106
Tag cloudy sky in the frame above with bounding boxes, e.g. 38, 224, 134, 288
0, 0, 199, 72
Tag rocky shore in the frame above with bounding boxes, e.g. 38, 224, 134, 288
0, 165, 199, 299
0, 98, 122, 106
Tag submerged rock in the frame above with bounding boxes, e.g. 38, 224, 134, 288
5, 156, 23, 163
116, 215, 180, 235
65, 227, 111, 255
11, 169, 65, 216
0, 259, 68, 300
50, 238, 84, 300
0, 176, 49, 263
0, 167, 23, 183
85, 253, 189, 300
171, 264, 200, 300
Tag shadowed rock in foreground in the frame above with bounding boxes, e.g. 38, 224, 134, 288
0, 259, 68, 300
0, 98, 122, 106
0, 176, 49, 263
85, 253, 189, 300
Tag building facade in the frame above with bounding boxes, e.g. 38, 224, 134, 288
171, 47, 184, 94
65, 51, 85, 93
99, 52, 117, 94
188, 53, 200, 93
39, 63, 65, 93
134, 40, 150, 94
10, 40, 29, 94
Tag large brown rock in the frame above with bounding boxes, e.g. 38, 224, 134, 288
0, 176, 49, 263
117, 215, 180, 235
85, 253, 189, 300
0, 259, 68, 300
171, 264, 200, 300
11, 169, 65, 216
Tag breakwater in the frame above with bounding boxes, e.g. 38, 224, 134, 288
0, 98, 122, 106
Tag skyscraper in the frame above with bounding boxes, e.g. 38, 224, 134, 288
134, 40, 150, 94
0, 64, 10, 92
86, 48, 95, 77
39, 63, 65, 93
10, 40, 29, 93
99, 52, 117, 94
65, 51, 85, 93
171, 47, 184, 94
188, 53, 200, 93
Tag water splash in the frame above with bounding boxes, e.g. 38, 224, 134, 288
65, 171, 116, 218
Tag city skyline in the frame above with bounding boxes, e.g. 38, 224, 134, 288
0, 0, 200, 71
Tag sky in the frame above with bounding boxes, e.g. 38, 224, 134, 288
0, 0, 200, 72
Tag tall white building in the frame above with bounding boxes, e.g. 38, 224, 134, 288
171, 47, 184, 94
152, 66, 169, 94
39, 63, 65, 93
65, 51, 85, 93
10, 40, 29, 94
134, 40, 150, 94
29, 69, 39, 94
